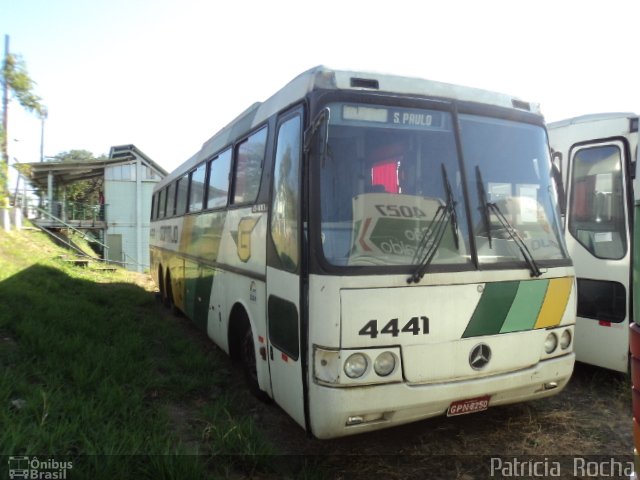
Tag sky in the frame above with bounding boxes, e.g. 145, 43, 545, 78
2, 0, 639, 176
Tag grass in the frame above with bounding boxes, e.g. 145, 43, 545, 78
0, 225, 632, 479
0, 226, 275, 479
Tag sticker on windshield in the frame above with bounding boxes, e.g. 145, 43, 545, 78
349, 193, 456, 264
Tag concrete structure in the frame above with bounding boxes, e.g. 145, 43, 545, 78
104, 145, 167, 271
18, 145, 167, 271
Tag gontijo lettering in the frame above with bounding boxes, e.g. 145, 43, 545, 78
159, 225, 179, 243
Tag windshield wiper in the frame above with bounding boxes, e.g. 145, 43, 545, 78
487, 202, 542, 277
475, 166, 493, 248
475, 166, 542, 278
442, 164, 459, 251
407, 164, 458, 284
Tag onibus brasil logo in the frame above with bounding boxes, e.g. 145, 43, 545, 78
8, 456, 73, 479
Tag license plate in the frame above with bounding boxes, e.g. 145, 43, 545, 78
447, 395, 491, 417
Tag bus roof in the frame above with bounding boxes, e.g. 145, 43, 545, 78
159, 65, 541, 188
547, 112, 639, 130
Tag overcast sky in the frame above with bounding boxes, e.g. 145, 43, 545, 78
2, 0, 639, 174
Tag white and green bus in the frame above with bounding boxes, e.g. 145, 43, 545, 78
548, 113, 639, 373
149, 66, 575, 439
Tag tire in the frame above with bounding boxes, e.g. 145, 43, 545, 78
158, 267, 165, 303
165, 274, 181, 316
238, 317, 270, 402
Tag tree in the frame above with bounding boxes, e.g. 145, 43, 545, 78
1, 36, 44, 207
57, 150, 96, 164
56, 150, 107, 205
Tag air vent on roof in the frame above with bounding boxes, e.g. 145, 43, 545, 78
350, 77, 379, 90
511, 99, 531, 111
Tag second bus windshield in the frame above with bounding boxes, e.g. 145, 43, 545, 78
318, 102, 567, 270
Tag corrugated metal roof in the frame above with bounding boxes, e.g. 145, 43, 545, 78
17, 144, 167, 189
547, 112, 638, 129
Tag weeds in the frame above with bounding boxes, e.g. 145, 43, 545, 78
0, 227, 631, 480
0, 228, 271, 478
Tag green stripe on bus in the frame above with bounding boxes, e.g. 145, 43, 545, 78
462, 281, 519, 338
184, 264, 214, 331
193, 270, 214, 331
500, 279, 549, 333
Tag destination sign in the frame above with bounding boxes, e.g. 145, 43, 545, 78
391, 111, 436, 127
336, 103, 448, 131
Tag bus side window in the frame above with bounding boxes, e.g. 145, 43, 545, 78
569, 145, 626, 260
271, 115, 301, 271
176, 175, 189, 216
232, 127, 267, 205
157, 188, 164, 219
206, 149, 231, 209
166, 182, 176, 217
188, 163, 206, 212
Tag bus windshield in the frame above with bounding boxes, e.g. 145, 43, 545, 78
318, 102, 567, 269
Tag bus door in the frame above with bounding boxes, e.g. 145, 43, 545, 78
566, 139, 630, 372
265, 110, 306, 428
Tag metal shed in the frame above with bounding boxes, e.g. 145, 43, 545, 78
18, 144, 167, 271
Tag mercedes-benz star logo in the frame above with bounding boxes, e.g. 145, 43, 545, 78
469, 343, 491, 370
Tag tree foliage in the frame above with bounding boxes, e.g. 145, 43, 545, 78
1, 51, 44, 207
58, 149, 97, 164
3, 54, 43, 115
56, 150, 107, 205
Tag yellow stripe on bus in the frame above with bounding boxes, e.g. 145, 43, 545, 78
533, 277, 573, 329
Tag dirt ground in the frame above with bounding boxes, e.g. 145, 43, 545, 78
240, 363, 631, 479
157, 297, 632, 480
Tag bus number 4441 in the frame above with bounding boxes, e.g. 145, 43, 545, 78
359, 316, 429, 338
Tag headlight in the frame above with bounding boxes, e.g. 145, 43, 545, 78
344, 353, 368, 379
374, 351, 396, 377
560, 329, 572, 350
544, 332, 558, 354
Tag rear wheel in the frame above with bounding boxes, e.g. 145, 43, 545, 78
165, 273, 180, 316
158, 267, 165, 303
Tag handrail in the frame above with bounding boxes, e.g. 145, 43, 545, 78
64, 201, 107, 222
34, 226, 99, 261
108, 254, 147, 270
34, 206, 110, 252
34, 206, 148, 271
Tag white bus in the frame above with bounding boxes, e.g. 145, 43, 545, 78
633, 147, 640, 474
149, 66, 575, 439
548, 113, 639, 373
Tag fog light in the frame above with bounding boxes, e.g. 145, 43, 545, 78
344, 353, 368, 379
544, 332, 558, 354
346, 416, 364, 426
346, 412, 386, 426
374, 351, 396, 377
560, 329, 572, 350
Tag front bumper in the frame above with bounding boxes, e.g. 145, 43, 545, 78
308, 353, 574, 439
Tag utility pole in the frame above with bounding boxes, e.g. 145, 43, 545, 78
1, 34, 10, 216
2, 35, 8, 166
40, 105, 47, 162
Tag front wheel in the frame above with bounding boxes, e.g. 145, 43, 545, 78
239, 319, 270, 402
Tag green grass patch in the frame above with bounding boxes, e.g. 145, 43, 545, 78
0, 228, 275, 478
